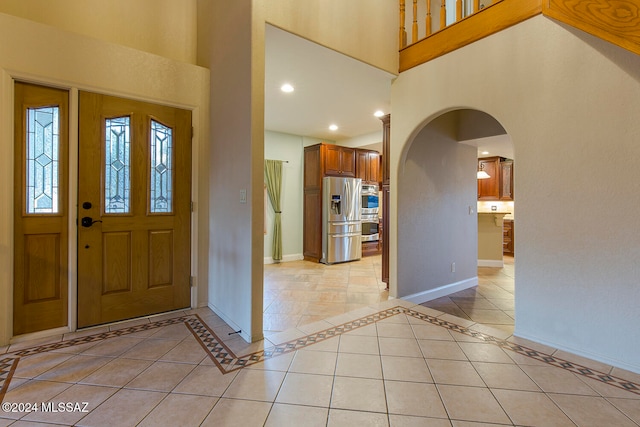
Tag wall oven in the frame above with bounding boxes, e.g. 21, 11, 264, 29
361, 184, 379, 242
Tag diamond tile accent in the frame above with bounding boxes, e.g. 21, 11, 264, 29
0, 356, 19, 403
2, 306, 639, 403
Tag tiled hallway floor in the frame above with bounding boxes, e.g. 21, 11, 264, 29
2, 257, 640, 426
421, 256, 516, 336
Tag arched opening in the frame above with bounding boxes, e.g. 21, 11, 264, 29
397, 108, 515, 334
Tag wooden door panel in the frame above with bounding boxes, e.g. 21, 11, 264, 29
13, 82, 69, 336
102, 232, 132, 294
23, 234, 61, 301
78, 91, 191, 328
149, 230, 173, 287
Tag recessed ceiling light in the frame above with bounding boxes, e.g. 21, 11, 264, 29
329, 124, 338, 131
374, 110, 385, 117
280, 83, 294, 93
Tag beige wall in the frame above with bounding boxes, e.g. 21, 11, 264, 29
391, 16, 640, 372
0, 0, 198, 64
200, 0, 266, 342
265, 0, 398, 75
397, 112, 479, 301
0, 12, 209, 345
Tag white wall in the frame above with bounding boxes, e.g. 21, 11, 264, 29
264, 131, 304, 262
0, 12, 209, 346
200, 0, 266, 343
397, 112, 479, 301
265, 0, 398, 74
391, 16, 640, 372
0, 0, 197, 64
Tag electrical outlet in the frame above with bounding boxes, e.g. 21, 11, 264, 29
451, 262, 456, 273
240, 189, 247, 204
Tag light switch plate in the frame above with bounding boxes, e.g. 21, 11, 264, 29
240, 189, 247, 204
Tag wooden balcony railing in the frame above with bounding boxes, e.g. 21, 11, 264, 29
399, 0, 640, 72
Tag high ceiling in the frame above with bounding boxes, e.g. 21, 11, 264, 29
264, 25, 514, 158
264, 25, 395, 142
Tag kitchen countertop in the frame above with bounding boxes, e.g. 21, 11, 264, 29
478, 212, 511, 226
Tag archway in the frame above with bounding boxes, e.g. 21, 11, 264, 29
396, 108, 515, 332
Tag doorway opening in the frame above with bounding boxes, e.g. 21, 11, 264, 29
397, 109, 516, 336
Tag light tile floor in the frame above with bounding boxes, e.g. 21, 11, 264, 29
263, 255, 388, 334
1, 256, 640, 426
421, 255, 516, 335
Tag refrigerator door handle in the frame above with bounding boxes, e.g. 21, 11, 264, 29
331, 233, 361, 238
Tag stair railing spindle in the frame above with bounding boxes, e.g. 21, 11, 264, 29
400, 0, 408, 48
412, 0, 419, 43
426, 0, 432, 36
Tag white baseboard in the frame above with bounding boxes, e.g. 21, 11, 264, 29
514, 329, 640, 375
478, 259, 504, 267
264, 253, 304, 264
401, 277, 478, 305
206, 302, 263, 343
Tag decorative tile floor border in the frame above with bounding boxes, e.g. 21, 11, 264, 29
0, 357, 19, 404
187, 307, 640, 396
187, 307, 404, 373
403, 308, 640, 396
1, 307, 639, 404
0, 315, 193, 403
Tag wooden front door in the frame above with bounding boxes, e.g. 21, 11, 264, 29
77, 92, 192, 328
13, 82, 69, 335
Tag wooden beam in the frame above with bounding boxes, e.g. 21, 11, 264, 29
543, 0, 640, 57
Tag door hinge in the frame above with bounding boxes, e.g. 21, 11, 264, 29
190, 276, 195, 287
191, 126, 194, 140
191, 201, 194, 212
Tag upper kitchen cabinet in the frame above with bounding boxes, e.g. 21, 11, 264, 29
324, 144, 356, 177
499, 159, 514, 201
356, 149, 381, 185
477, 156, 514, 201
478, 157, 500, 200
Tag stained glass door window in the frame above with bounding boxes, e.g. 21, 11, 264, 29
104, 117, 131, 214
150, 120, 173, 213
26, 107, 59, 214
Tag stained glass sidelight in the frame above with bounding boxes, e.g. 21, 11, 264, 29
105, 117, 131, 214
26, 107, 59, 214
150, 120, 173, 213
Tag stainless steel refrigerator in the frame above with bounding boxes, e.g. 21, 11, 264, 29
321, 176, 362, 264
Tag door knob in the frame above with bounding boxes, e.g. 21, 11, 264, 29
81, 216, 102, 227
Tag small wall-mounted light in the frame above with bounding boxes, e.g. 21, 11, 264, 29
477, 164, 490, 179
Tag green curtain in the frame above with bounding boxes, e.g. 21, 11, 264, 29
264, 160, 283, 261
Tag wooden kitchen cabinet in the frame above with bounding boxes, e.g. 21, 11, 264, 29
356, 149, 381, 185
380, 114, 390, 286
477, 157, 500, 200
303, 143, 356, 261
503, 219, 514, 255
478, 156, 514, 201
324, 144, 356, 177
499, 160, 514, 201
